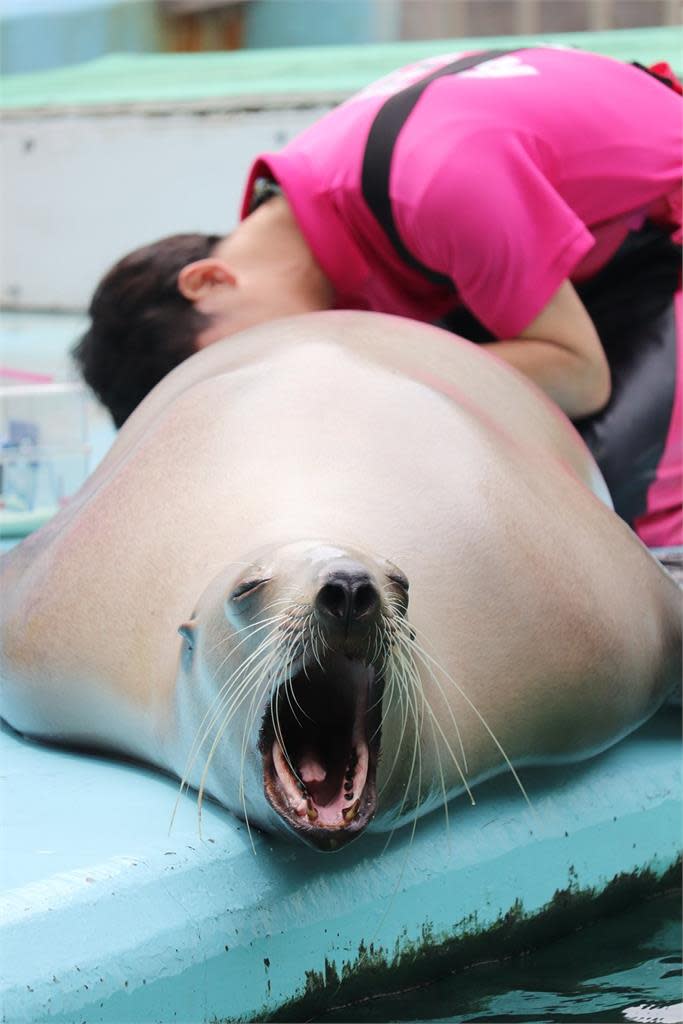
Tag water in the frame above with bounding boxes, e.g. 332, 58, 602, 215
321, 893, 682, 1023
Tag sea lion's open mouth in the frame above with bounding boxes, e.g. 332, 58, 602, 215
260, 653, 382, 850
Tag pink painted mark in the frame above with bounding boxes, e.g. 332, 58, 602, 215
0, 367, 55, 384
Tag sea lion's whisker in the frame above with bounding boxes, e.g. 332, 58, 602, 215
414, 682, 474, 805
201, 624, 285, 735
401, 622, 469, 769
366, 619, 405, 739
198, 643, 282, 834
237, 643, 284, 800
373, 663, 392, 726
367, 612, 403, 714
258, 585, 298, 607
283, 640, 312, 727
370, 619, 384, 669
279, 624, 310, 726
208, 612, 285, 667
421, 682, 452, 842
235, 643, 283, 746
312, 621, 326, 674
236, 679, 268, 854
392, 662, 426, 852
267, 639, 304, 785
262, 610, 314, 737
368, 665, 392, 745
178, 652, 273, 830
376, 653, 412, 796
286, 672, 312, 723
409, 660, 426, 823
172, 628, 283, 827
271, 692, 297, 786
395, 614, 471, 774
207, 612, 284, 657
236, 647, 286, 852
381, 653, 423, 851
191, 671, 266, 836
206, 618, 276, 658
315, 620, 332, 656
201, 627, 284, 743
398, 628, 474, 804
282, 679, 303, 730
256, 589, 303, 618
181, 627, 280, 783
407, 626, 533, 811
366, 625, 387, 717
367, 690, 384, 717
301, 627, 314, 683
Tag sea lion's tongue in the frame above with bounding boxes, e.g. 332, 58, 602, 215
298, 749, 326, 784
271, 736, 368, 826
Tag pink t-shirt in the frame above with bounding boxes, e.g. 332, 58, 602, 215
241, 47, 681, 338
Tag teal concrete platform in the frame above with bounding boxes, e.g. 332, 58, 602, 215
1, 711, 680, 1023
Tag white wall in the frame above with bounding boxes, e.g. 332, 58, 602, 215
1, 102, 331, 311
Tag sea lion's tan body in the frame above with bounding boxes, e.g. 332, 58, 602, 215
0, 312, 679, 846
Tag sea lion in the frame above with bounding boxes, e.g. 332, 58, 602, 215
0, 311, 679, 851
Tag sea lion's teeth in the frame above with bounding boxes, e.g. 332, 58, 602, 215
342, 800, 360, 823
306, 800, 318, 822
273, 740, 308, 815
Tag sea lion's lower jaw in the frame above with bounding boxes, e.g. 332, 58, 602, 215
259, 654, 382, 851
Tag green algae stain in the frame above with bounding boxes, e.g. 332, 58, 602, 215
240, 859, 681, 1023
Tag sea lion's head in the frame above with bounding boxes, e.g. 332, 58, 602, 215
177, 540, 411, 851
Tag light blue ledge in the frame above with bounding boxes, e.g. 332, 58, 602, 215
0, 711, 680, 1023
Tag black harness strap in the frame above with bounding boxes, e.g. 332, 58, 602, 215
360, 50, 679, 290
360, 48, 518, 288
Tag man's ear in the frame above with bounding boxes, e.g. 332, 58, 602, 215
177, 259, 237, 301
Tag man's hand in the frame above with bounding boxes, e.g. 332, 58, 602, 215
483, 279, 611, 419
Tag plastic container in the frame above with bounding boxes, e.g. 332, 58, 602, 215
0, 378, 90, 538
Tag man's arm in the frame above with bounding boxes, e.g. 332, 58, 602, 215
481, 279, 611, 419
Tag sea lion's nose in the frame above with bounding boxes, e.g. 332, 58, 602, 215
315, 568, 380, 630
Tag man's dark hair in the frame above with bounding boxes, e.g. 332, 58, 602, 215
73, 232, 222, 428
